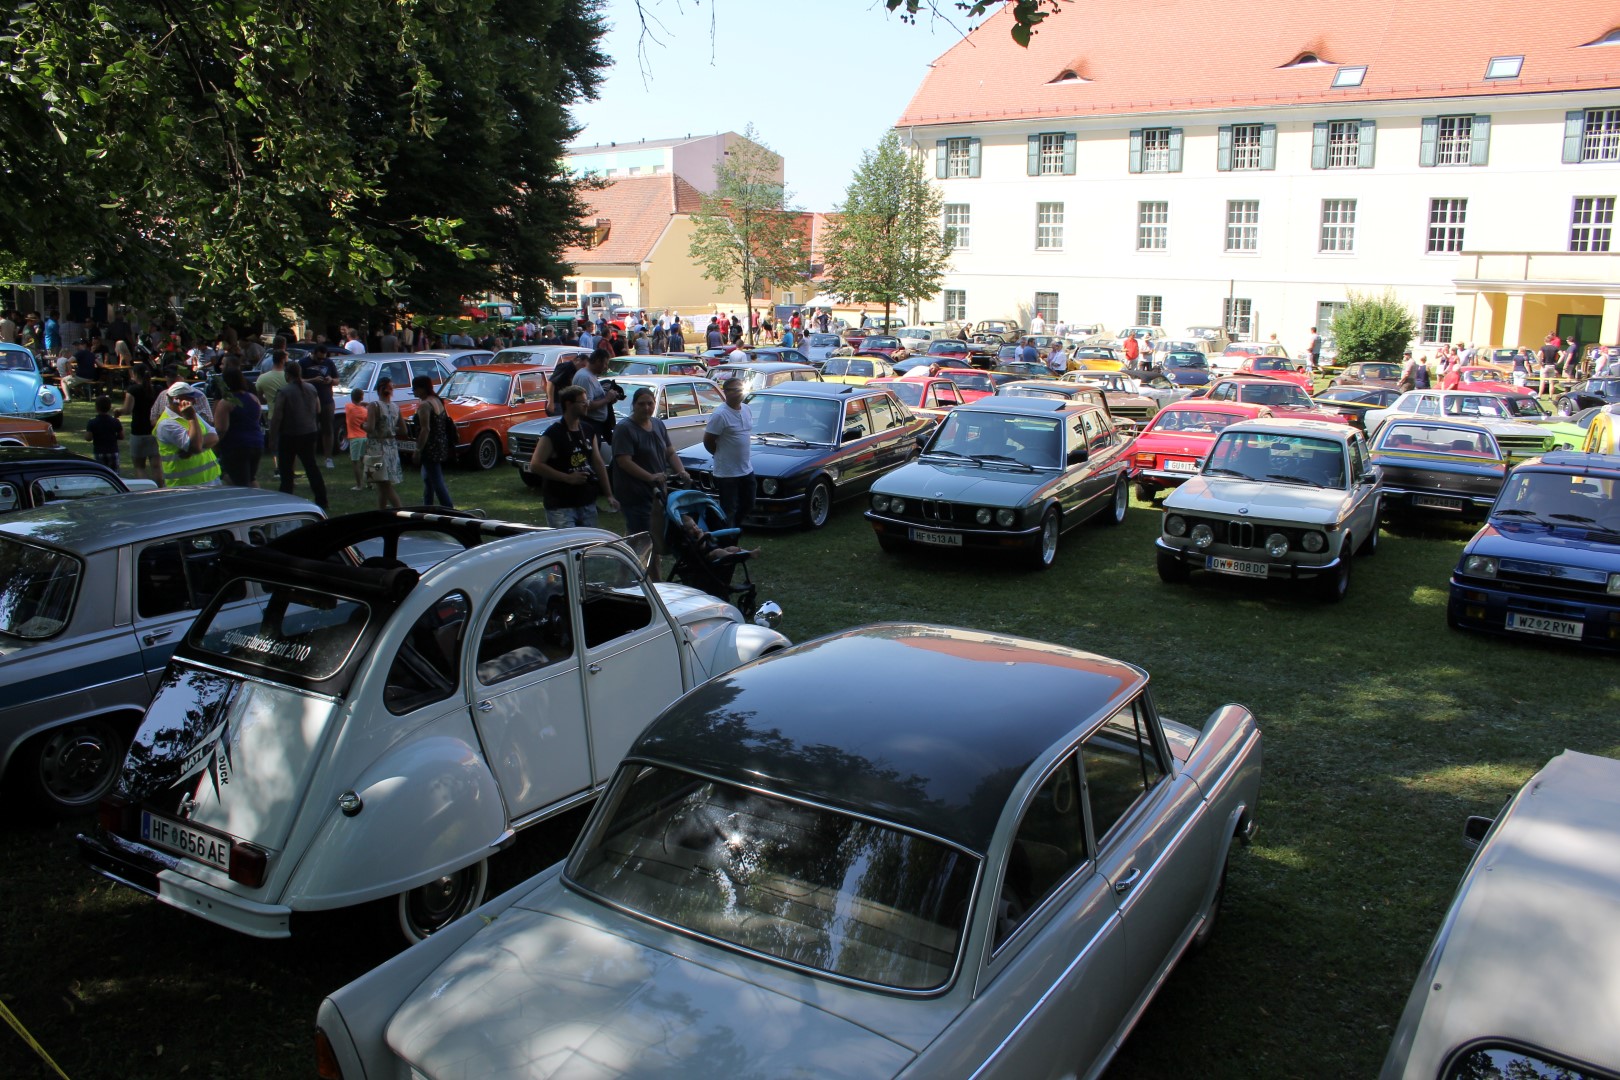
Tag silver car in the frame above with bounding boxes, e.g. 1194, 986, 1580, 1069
332, 353, 458, 451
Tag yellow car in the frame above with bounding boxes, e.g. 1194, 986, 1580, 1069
1583, 404, 1620, 454
820, 354, 896, 385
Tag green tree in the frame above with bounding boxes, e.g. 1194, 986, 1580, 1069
687, 125, 807, 337
1331, 290, 1418, 365
0, 0, 606, 329
885, 0, 1061, 46
819, 132, 954, 330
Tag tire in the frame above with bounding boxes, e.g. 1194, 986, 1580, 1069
877, 534, 906, 555
28, 717, 124, 816
1192, 857, 1228, 952
49, 412, 64, 431
471, 431, 501, 472
1358, 510, 1380, 556
1157, 546, 1190, 583
1101, 477, 1128, 526
802, 477, 833, 530
332, 416, 349, 454
397, 858, 489, 944
1558, 399, 1576, 416
1316, 541, 1352, 602
1135, 481, 1158, 505
1028, 508, 1060, 569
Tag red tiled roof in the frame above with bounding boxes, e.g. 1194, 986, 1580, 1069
561, 175, 705, 266
897, 0, 1620, 127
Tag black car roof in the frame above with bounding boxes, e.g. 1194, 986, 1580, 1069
630, 624, 1147, 854
1523, 450, 1620, 476
0, 447, 90, 466
751, 381, 886, 398
954, 395, 1094, 417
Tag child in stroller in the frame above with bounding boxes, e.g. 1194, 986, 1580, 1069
664, 487, 760, 619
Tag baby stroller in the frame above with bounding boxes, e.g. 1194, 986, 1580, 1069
663, 487, 759, 620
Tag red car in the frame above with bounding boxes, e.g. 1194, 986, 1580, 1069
1191, 374, 1352, 424
928, 368, 1020, 403
435, 364, 554, 470
869, 375, 967, 421
855, 335, 904, 358
1235, 355, 1312, 389
1440, 365, 1534, 396
1127, 401, 1272, 500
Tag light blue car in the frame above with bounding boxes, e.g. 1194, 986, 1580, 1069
0, 343, 64, 430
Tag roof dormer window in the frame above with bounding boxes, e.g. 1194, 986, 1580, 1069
1582, 28, 1620, 46
1049, 69, 1089, 84
1484, 55, 1524, 79
1332, 65, 1367, 88
1282, 52, 1333, 68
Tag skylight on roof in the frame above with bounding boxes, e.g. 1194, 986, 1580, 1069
1332, 65, 1367, 88
1484, 55, 1524, 78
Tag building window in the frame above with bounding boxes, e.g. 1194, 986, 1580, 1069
1582, 109, 1620, 162
1485, 55, 1523, 79
589, 280, 612, 293
1327, 121, 1361, 168
943, 204, 970, 250
947, 137, 974, 178
1137, 201, 1168, 251
1223, 298, 1253, 339
943, 290, 966, 322
1427, 198, 1467, 253
1033, 293, 1060, 324
1332, 65, 1367, 88
1141, 127, 1172, 172
1036, 202, 1064, 250
549, 280, 579, 309
1435, 116, 1473, 165
1026, 132, 1075, 176
1225, 200, 1259, 251
1570, 196, 1616, 252
1040, 133, 1066, 174
1421, 306, 1455, 344
627, 166, 640, 175
1317, 301, 1348, 330
1320, 199, 1357, 252
1231, 124, 1262, 170
1136, 295, 1163, 327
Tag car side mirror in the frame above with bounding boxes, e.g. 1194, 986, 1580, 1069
1068, 446, 1089, 465
1362, 468, 1379, 484
0, 482, 14, 512
843, 426, 865, 442
1463, 814, 1494, 849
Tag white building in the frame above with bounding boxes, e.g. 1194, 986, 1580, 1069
898, 0, 1620, 352
564, 132, 783, 195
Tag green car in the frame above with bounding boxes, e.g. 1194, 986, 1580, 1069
1540, 405, 1603, 450
608, 356, 709, 377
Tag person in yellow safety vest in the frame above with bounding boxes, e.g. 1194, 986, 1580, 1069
155, 381, 223, 487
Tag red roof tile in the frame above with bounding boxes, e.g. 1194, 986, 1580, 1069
897, 0, 1620, 127
561, 175, 704, 266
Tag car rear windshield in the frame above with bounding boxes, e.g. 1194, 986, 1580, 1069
0, 538, 81, 640
1378, 422, 1499, 458
190, 582, 370, 682
569, 765, 978, 992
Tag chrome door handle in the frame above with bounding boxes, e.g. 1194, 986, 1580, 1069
1112, 867, 1143, 895
476, 700, 494, 713
141, 628, 173, 646
587, 663, 602, 674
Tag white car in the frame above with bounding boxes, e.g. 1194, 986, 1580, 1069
1156, 417, 1383, 601
1363, 390, 1559, 460
81, 511, 788, 942
1382, 750, 1620, 1079
332, 353, 458, 451
895, 325, 935, 352
488, 343, 593, 370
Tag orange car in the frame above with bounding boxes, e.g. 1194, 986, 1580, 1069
0, 417, 60, 448
434, 364, 553, 470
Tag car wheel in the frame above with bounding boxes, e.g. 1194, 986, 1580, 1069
877, 534, 906, 555
1192, 857, 1228, 951
1028, 508, 1060, 569
1358, 510, 1380, 556
471, 432, 502, 472
1316, 542, 1352, 602
802, 477, 833, 530
1559, 398, 1576, 416
1157, 546, 1190, 583
332, 418, 348, 455
1101, 477, 1128, 525
1135, 481, 1158, 504
397, 858, 489, 944
29, 717, 124, 815
49, 412, 64, 431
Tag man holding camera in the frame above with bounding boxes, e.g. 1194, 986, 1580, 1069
572, 348, 619, 443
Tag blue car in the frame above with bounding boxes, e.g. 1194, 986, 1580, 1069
0, 343, 64, 430
1159, 350, 1211, 387
1448, 451, 1620, 650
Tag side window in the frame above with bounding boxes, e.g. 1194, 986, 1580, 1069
842, 399, 873, 440
381, 361, 411, 391
793, 369, 817, 381
246, 517, 311, 547
665, 383, 700, 418
867, 395, 901, 432
997, 757, 1086, 949
1414, 396, 1439, 416
693, 381, 724, 411
1081, 699, 1166, 844
1348, 439, 1366, 478
518, 373, 548, 403
476, 563, 571, 684
1210, 382, 1233, 402
579, 550, 657, 650
31, 473, 122, 504
409, 359, 445, 388
1080, 410, 1106, 449
937, 383, 962, 405
137, 531, 236, 619
385, 591, 470, 714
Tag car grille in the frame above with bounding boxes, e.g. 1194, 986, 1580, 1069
1178, 515, 1317, 550
917, 499, 958, 524
1495, 557, 1611, 597
508, 431, 540, 462
1495, 434, 1552, 457
1108, 402, 1156, 422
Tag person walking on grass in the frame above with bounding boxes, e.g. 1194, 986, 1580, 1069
613, 386, 691, 578
155, 383, 221, 488
346, 387, 370, 492
412, 374, 455, 508
85, 395, 122, 472
363, 379, 405, 509
528, 384, 617, 527
213, 369, 264, 487
114, 363, 163, 485
269, 363, 328, 509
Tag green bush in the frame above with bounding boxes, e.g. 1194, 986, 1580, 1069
1331, 290, 1417, 364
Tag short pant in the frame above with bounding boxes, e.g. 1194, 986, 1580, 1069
349, 436, 368, 461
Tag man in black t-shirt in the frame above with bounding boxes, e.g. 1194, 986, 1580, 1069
300, 345, 339, 467
526, 384, 617, 528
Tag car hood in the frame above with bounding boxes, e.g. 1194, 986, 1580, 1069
680, 443, 832, 480
386, 902, 917, 1080
1165, 475, 1352, 524
653, 580, 741, 625
875, 460, 1053, 506
1465, 520, 1620, 569
0, 374, 45, 414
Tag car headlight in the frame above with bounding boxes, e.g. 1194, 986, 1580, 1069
1266, 532, 1289, 558
891, 498, 905, 514
1463, 554, 1499, 578
760, 478, 779, 496
40, 388, 57, 406
1301, 531, 1327, 553
1191, 523, 1215, 549
975, 507, 992, 525
995, 508, 1015, 527
1165, 514, 1188, 537
872, 494, 890, 512
1607, 572, 1620, 595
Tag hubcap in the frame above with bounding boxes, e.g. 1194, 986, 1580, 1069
38, 726, 115, 804
478, 439, 498, 469
1041, 515, 1058, 561
1114, 482, 1127, 518
810, 484, 829, 525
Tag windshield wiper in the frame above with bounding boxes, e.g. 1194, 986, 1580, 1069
753, 431, 809, 447
971, 453, 1036, 471
1265, 473, 1325, 488
1549, 513, 1599, 525
923, 448, 976, 462
1493, 508, 1554, 527
1203, 467, 1251, 479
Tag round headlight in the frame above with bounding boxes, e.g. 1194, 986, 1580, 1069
1463, 554, 1499, 578
1608, 572, 1620, 596
41, 389, 57, 405
890, 498, 905, 514
872, 494, 890, 512
760, 478, 779, 496
975, 507, 992, 525
1191, 523, 1215, 549
1165, 514, 1188, 537
1266, 532, 1289, 558
1301, 531, 1326, 553
995, 508, 1015, 527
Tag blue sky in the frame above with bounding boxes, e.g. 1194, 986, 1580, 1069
569, 0, 979, 210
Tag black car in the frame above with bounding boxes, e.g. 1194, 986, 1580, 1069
1554, 377, 1620, 416
0, 447, 147, 514
1313, 384, 1403, 429
678, 382, 934, 529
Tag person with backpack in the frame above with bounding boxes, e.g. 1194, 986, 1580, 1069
412, 373, 455, 507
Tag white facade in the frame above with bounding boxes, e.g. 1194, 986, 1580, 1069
912, 90, 1620, 351
565, 132, 783, 194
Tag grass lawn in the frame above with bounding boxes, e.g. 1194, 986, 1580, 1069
1, 399, 1615, 1079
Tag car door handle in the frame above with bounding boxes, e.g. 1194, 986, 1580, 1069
141, 628, 173, 646
476, 699, 494, 713
587, 663, 602, 674
1112, 867, 1143, 895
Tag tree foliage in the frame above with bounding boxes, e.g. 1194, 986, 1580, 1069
687, 125, 808, 332
0, 0, 607, 327
1331, 290, 1418, 365
820, 132, 953, 328
885, 0, 1061, 46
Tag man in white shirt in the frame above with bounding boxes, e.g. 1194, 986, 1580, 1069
1030, 312, 1046, 335
343, 329, 365, 354
1047, 341, 1069, 375
703, 377, 754, 528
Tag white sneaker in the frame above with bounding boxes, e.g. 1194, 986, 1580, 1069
325, 458, 335, 469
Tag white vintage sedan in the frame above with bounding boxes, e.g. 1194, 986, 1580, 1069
1156, 417, 1382, 601
317, 623, 1262, 1080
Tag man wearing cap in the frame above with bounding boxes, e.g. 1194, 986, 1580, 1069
155, 382, 222, 487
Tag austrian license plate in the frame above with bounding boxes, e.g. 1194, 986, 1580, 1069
1164, 459, 1197, 473
1506, 612, 1583, 641
1206, 556, 1268, 578
141, 811, 232, 872
1413, 494, 1464, 510
909, 527, 962, 547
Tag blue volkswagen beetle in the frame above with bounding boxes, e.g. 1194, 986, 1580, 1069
0, 343, 64, 430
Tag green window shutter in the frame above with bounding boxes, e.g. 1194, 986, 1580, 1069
1259, 124, 1277, 170
1419, 117, 1438, 167
1357, 119, 1377, 168
1216, 126, 1233, 171
1470, 115, 1491, 166
1027, 135, 1041, 176
1168, 128, 1184, 172
968, 137, 982, 178
1563, 111, 1585, 163
1128, 129, 1143, 173
936, 140, 948, 179
1062, 132, 1077, 174
1311, 122, 1329, 169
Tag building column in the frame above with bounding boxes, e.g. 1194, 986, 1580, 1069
1601, 297, 1620, 347
1500, 294, 1526, 350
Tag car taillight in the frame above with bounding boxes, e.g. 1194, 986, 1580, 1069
315, 1028, 343, 1080
228, 843, 269, 888
1134, 452, 1156, 466
98, 794, 137, 837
